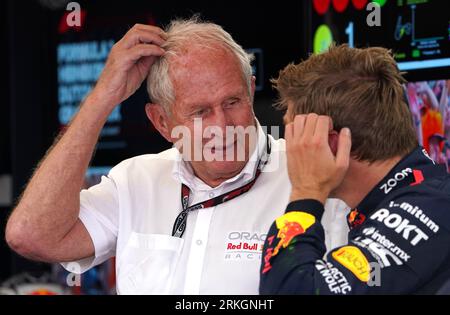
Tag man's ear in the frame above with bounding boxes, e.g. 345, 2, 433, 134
328, 130, 339, 156
145, 103, 172, 142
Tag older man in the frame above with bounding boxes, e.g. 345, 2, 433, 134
6, 18, 348, 294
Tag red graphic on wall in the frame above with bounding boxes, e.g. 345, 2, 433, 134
352, 0, 368, 10
313, 0, 331, 15
332, 0, 350, 13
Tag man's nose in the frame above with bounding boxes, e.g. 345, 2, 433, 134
213, 107, 231, 130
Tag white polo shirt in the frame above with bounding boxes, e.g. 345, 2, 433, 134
62, 124, 350, 295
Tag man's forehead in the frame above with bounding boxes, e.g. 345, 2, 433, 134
170, 49, 244, 94
170, 43, 232, 67
164, 42, 247, 113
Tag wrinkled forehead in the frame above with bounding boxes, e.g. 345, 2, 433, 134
168, 42, 238, 74
168, 44, 246, 96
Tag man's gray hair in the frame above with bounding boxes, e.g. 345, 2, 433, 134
147, 16, 255, 113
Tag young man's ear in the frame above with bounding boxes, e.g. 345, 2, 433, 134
328, 130, 339, 156
145, 103, 172, 142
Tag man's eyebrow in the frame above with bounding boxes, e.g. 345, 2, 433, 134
222, 96, 241, 103
184, 102, 207, 109
183, 92, 245, 109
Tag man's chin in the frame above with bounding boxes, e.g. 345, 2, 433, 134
206, 160, 247, 178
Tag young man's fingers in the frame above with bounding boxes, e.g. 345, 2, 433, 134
336, 127, 352, 170
314, 115, 331, 142
293, 115, 306, 142
285, 122, 294, 145
302, 113, 319, 141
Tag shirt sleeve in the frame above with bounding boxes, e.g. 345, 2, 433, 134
60, 174, 119, 274
259, 195, 449, 294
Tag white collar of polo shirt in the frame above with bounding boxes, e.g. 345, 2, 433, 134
171, 120, 267, 192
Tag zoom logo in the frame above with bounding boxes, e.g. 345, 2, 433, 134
379, 168, 413, 194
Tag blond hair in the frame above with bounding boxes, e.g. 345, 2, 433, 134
274, 44, 418, 162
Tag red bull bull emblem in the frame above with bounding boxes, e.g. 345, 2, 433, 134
348, 209, 366, 229
262, 211, 316, 274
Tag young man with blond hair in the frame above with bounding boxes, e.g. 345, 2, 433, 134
260, 45, 450, 294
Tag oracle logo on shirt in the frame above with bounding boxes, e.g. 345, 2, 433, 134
228, 231, 267, 241
224, 231, 266, 261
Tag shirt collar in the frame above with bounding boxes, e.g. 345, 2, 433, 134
351, 147, 446, 222
171, 119, 268, 192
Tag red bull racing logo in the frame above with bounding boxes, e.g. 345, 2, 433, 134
348, 209, 366, 229
262, 211, 315, 274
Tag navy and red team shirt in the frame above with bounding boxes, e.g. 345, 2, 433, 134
260, 147, 450, 294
